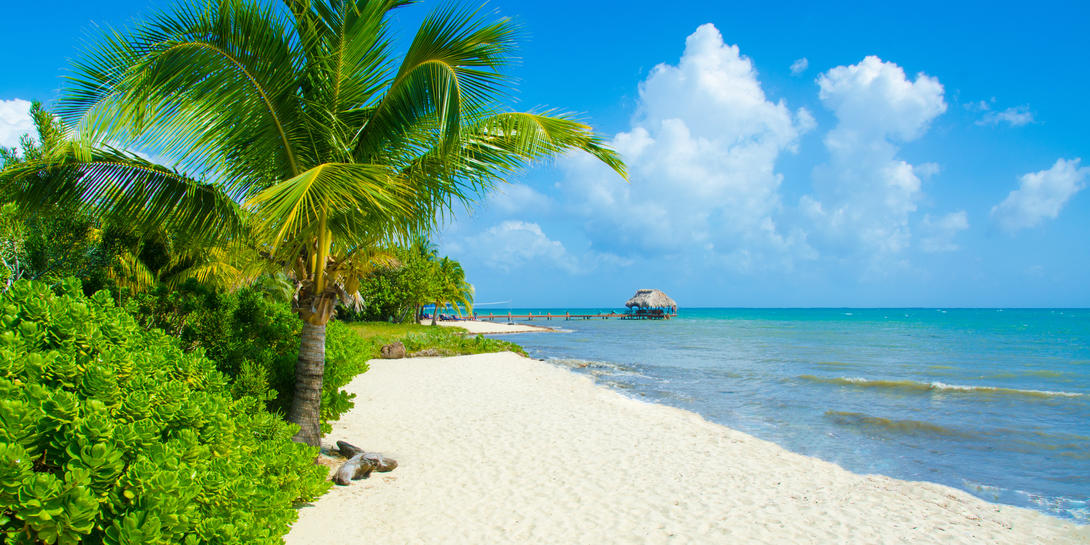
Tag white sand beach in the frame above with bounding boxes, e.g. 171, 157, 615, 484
418, 318, 554, 335
287, 352, 1087, 545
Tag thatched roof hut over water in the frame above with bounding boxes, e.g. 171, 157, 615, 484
624, 289, 678, 313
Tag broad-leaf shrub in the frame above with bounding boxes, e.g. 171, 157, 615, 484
128, 281, 371, 433
0, 279, 329, 544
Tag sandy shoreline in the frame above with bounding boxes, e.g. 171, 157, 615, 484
419, 318, 555, 335
287, 352, 1086, 544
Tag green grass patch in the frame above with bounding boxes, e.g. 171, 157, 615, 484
345, 322, 527, 357
343, 321, 433, 340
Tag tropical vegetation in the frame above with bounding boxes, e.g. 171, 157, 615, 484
0, 279, 330, 544
0, 103, 268, 299
127, 280, 372, 433
345, 239, 467, 323
0, 0, 625, 448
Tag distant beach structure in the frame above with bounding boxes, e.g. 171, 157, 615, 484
623, 289, 678, 320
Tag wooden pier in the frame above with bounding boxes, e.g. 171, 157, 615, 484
475, 311, 675, 321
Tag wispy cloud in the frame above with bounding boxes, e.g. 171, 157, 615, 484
977, 105, 1034, 127
919, 211, 969, 252
486, 184, 552, 215
456, 220, 631, 274
462, 221, 580, 273
966, 99, 1034, 127
790, 57, 809, 75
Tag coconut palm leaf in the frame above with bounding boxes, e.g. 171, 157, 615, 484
163, 241, 274, 291
354, 3, 516, 163
62, 0, 306, 194
244, 162, 412, 248
0, 144, 243, 240
467, 111, 627, 177
107, 251, 157, 294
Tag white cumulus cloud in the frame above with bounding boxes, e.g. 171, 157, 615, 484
558, 23, 814, 266
991, 158, 1089, 233
919, 211, 969, 252
802, 56, 946, 259
816, 56, 946, 141
790, 57, 809, 75
0, 99, 34, 149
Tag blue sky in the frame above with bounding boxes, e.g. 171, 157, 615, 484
1, 0, 1088, 307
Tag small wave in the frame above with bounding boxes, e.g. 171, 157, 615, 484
549, 358, 653, 381
963, 480, 1090, 523
814, 361, 857, 368
601, 381, 634, 390
551, 358, 630, 372
798, 375, 1084, 399
1023, 369, 1066, 378
982, 372, 1019, 379
824, 411, 972, 438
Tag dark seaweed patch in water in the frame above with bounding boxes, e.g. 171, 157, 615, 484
980, 429, 1090, 459
824, 411, 975, 438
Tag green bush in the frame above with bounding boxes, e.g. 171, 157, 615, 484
317, 321, 374, 432
127, 281, 371, 433
351, 260, 431, 323
399, 327, 527, 357
0, 279, 329, 544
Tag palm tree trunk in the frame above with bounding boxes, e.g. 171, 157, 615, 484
289, 321, 325, 447
431, 300, 439, 325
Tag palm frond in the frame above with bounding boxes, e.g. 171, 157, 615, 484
354, 3, 517, 163
244, 162, 411, 248
466, 111, 628, 178
0, 144, 244, 241
163, 243, 272, 291
62, 0, 306, 193
107, 251, 157, 294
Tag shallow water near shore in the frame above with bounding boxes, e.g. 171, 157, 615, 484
488, 308, 1090, 522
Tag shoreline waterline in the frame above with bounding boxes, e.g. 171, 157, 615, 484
420, 318, 557, 335
287, 352, 1086, 544
485, 308, 1090, 523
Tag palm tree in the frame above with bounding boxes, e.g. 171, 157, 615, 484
0, 0, 626, 447
408, 236, 440, 322
430, 256, 472, 324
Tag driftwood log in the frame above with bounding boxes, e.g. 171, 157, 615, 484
332, 441, 398, 485
337, 440, 364, 457
333, 454, 375, 485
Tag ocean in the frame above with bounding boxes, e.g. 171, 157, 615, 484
485, 308, 1090, 522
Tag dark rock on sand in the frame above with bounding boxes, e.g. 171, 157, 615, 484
380, 342, 406, 359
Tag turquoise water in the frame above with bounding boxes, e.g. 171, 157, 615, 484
486, 308, 1090, 522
